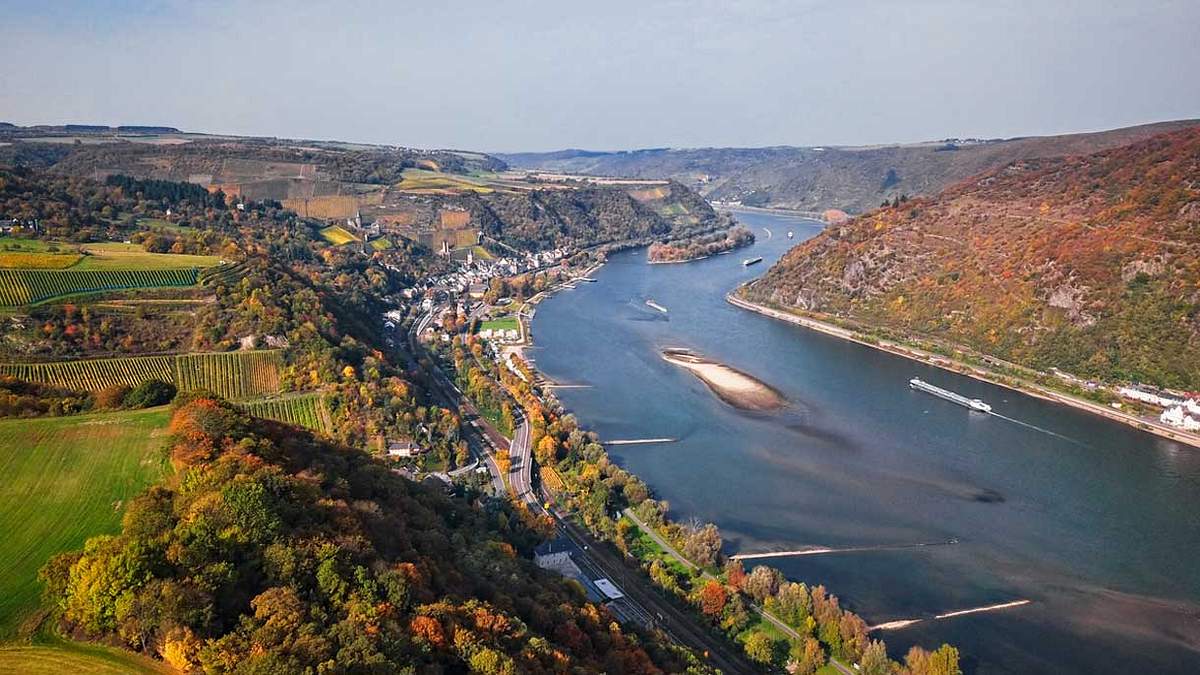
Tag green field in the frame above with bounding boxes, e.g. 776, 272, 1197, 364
0, 639, 170, 674
395, 168, 495, 194
238, 392, 331, 433
0, 408, 171, 641
319, 225, 360, 245
0, 350, 283, 400
624, 518, 692, 577
74, 243, 219, 271
369, 237, 393, 251
0, 238, 54, 252
480, 317, 519, 333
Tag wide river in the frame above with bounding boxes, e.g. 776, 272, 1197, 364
530, 211, 1200, 674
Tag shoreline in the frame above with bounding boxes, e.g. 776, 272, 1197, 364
647, 254, 710, 265
726, 292, 1200, 449
712, 203, 828, 219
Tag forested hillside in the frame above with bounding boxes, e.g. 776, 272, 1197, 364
500, 119, 1200, 214
746, 127, 1200, 389
40, 397, 703, 674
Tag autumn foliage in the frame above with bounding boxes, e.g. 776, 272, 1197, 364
39, 401, 695, 673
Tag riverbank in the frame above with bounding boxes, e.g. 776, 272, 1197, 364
661, 347, 786, 411
726, 292, 1200, 449
712, 203, 828, 220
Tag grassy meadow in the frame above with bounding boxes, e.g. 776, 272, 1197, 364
0, 408, 171, 641
319, 225, 360, 245
0, 635, 172, 674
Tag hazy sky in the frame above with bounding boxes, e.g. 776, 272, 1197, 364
2, 0, 1198, 152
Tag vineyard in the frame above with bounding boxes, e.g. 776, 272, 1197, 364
174, 351, 283, 399
0, 268, 200, 306
238, 393, 332, 434
0, 355, 176, 392
198, 260, 248, 287
0, 350, 283, 400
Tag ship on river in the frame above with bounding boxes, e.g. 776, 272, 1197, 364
909, 377, 992, 412
743, 256, 763, 266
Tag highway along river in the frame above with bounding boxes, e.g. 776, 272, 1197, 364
530, 210, 1200, 674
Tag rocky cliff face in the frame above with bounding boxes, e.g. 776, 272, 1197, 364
747, 127, 1200, 389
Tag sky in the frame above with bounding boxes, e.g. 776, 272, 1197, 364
2, 0, 1199, 152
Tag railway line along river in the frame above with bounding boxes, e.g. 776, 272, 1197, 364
530, 210, 1200, 674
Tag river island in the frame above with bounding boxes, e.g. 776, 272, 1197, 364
661, 347, 786, 411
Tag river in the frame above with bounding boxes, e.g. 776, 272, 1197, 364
529, 210, 1200, 674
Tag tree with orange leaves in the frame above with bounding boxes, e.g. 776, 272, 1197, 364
410, 615, 446, 649
698, 579, 728, 618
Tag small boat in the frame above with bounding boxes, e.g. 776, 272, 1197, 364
743, 257, 763, 267
787, 231, 794, 239
645, 299, 667, 313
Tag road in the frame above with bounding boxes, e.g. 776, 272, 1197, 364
508, 419, 535, 505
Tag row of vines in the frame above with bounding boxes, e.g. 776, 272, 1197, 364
237, 393, 331, 434
0, 268, 200, 306
0, 350, 283, 400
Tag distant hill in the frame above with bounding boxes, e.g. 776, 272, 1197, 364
498, 120, 1200, 214
0, 132, 724, 253
0, 122, 182, 135
744, 126, 1200, 389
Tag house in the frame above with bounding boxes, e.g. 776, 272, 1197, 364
387, 440, 424, 458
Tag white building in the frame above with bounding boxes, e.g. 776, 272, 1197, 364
387, 440, 425, 458
1160, 406, 1200, 431
1118, 386, 1185, 409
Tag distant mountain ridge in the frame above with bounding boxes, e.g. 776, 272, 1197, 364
498, 119, 1200, 214
744, 126, 1200, 389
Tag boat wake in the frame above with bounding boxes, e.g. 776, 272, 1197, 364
987, 411, 1086, 446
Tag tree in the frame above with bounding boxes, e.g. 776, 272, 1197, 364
744, 630, 776, 665
744, 565, 784, 602
123, 379, 176, 408
698, 579, 727, 618
903, 644, 961, 675
768, 581, 811, 628
789, 637, 826, 675
839, 611, 869, 662
861, 639, 892, 675
95, 384, 131, 409
724, 560, 746, 591
535, 435, 559, 466
682, 522, 721, 568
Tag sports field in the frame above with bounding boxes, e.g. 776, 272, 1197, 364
480, 317, 519, 332
0, 408, 171, 641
